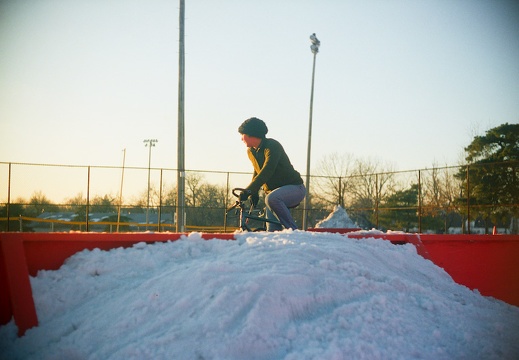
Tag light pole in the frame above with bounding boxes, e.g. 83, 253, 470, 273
303, 33, 320, 230
144, 139, 158, 229
177, 0, 186, 232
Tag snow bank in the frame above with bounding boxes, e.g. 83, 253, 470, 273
1, 231, 518, 359
315, 205, 359, 228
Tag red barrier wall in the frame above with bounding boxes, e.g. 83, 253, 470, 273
0, 232, 234, 336
419, 234, 519, 308
1, 232, 518, 336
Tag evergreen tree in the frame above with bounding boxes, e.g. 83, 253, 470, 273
457, 123, 519, 233
379, 184, 419, 232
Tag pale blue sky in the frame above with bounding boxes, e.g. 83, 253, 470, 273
1, 0, 518, 179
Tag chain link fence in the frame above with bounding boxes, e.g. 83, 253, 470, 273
1, 161, 517, 234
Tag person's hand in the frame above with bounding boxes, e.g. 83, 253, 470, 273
239, 189, 251, 202
239, 190, 259, 207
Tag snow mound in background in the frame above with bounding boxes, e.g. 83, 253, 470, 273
1, 231, 518, 359
315, 205, 359, 228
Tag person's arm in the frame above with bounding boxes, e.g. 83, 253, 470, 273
246, 144, 281, 193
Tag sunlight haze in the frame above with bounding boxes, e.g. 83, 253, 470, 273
1, 0, 518, 177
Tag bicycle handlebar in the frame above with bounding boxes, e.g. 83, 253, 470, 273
232, 188, 247, 198
226, 188, 248, 213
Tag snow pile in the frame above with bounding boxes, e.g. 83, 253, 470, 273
1, 231, 518, 359
315, 205, 359, 228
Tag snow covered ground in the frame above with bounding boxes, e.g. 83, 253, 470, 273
1, 231, 518, 359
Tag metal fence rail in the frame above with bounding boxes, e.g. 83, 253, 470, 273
1, 161, 518, 234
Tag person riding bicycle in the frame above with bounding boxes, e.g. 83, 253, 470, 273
238, 117, 306, 231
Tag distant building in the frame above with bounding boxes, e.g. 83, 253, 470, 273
32, 211, 173, 232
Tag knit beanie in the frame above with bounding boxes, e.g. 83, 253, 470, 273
238, 117, 268, 138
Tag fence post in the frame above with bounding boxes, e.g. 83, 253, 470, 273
466, 165, 471, 234
7, 163, 11, 231
338, 176, 343, 207
86, 166, 90, 232
158, 169, 163, 232
117, 148, 126, 232
418, 170, 422, 233
375, 173, 379, 229
223, 172, 230, 232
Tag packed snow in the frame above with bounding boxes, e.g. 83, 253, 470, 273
1, 231, 518, 359
314, 205, 359, 229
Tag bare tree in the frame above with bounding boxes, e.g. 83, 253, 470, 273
90, 194, 117, 213
312, 153, 396, 229
421, 165, 462, 232
186, 172, 204, 207
348, 157, 396, 229
350, 157, 395, 206
133, 185, 160, 209
27, 191, 57, 216
313, 152, 354, 207
65, 193, 86, 207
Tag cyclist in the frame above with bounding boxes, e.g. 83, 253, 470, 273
237, 117, 306, 231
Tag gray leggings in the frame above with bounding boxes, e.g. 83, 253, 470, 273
265, 184, 306, 231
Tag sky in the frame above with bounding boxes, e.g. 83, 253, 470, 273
1, 230, 518, 358
1, 1, 518, 183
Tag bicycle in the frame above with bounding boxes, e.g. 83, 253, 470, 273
226, 188, 282, 232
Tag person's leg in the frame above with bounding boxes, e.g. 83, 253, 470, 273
265, 206, 283, 232
265, 184, 306, 231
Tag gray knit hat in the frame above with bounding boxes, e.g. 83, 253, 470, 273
238, 117, 268, 138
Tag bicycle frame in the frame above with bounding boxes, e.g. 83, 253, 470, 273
226, 188, 282, 231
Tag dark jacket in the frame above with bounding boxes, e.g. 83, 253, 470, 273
246, 138, 303, 194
